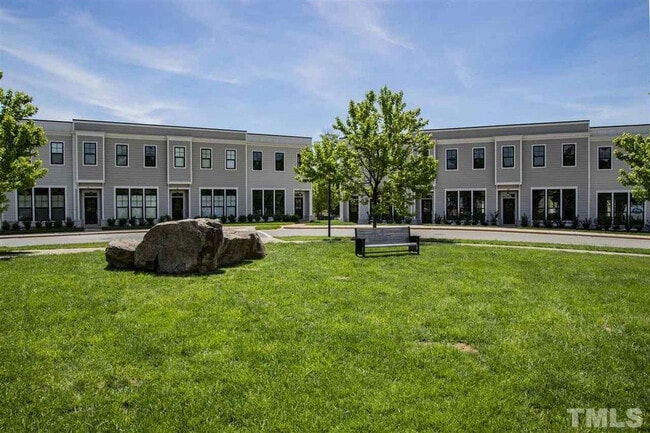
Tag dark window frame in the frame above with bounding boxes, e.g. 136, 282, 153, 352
50, 141, 64, 165
225, 149, 237, 170
275, 152, 285, 171
473, 147, 485, 170
174, 146, 186, 168
562, 143, 576, 167
83, 142, 97, 166
446, 149, 458, 170
144, 145, 157, 168
598, 146, 612, 170
532, 145, 545, 168
252, 151, 263, 171
115, 144, 129, 167
200, 148, 212, 169
502, 145, 515, 168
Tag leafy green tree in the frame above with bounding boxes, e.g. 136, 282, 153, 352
334, 86, 438, 227
0, 71, 48, 213
294, 132, 347, 235
312, 180, 340, 218
613, 132, 650, 202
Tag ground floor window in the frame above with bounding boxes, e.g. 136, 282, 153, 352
252, 189, 284, 217
116, 188, 157, 220
17, 187, 66, 221
200, 189, 237, 218
597, 192, 644, 226
531, 188, 576, 221
446, 190, 485, 221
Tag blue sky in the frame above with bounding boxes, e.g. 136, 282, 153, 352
0, 0, 648, 138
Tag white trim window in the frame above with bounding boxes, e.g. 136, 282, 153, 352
446, 149, 458, 170
598, 146, 612, 170
562, 143, 576, 167
502, 145, 515, 168
50, 141, 64, 165
174, 146, 186, 168
252, 151, 262, 171
275, 152, 285, 171
116, 188, 157, 220
252, 189, 285, 216
144, 145, 157, 168
201, 148, 212, 169
472, 147, 485, 170
531, 188, 576, 221
115, 144, 128, 167
532, 145, 545, 168
84, 142, 97, 166
18, 187, 66, 221
225, 149, 237, 170
445, 190, 486, 221
200, 189, 237, 218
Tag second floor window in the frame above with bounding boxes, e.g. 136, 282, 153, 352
275, 152, 285, 171
226, 149, 237, 169
144, 145, 156, 167
473, 148, 485, 169
297, 153, 302, 167
598, 146, 611, 169
174, 146, 186, 168
502, 146, 514, 168
51, 142, 64, 165
84, 142, 97, 165
532, 145, 545, 167
446, 149, 457, 170
201, 148, 212, 169
116, 144, 128, 166
253, 151, 262, 170
563, 143, 576, 167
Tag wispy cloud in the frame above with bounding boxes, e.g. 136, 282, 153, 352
445, 49, 474, 89
294, 48, 358, 104
308, 0, 413, 51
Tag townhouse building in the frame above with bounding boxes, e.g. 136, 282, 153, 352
341, 120, 650, 227
0, 119, 312, 227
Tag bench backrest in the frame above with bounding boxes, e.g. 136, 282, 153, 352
355, 227, 411, 244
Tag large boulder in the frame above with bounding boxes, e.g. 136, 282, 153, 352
134, 218, 224, 274
219, 229, 267, 266
105, 239, 139, 269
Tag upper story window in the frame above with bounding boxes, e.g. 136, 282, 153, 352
84, 142, 97, 165
562, 143, 576, 167
252, 151, 262, 171
297, 153, 302, 167
275, 152, 285, 171
532, 145, 545, 168
502, 146, 515, 168
115, 144, 128, 167
598, 146, 612, 170
201, 148, 212, 169
446, 149, 457, 170
144, 145, 156, 167
226, 149, 237, 170
473, 148, 485, 170
174, 146, 186, 168
50, 142, 64, 165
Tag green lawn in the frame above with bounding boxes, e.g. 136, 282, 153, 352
0, 243, 648, 432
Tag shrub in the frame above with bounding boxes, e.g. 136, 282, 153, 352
107, 218, 116, 227
434, 214, 442, 224
262, 214, 270, 222
489, 212, 500, 226
228, 214, 236, 223
273, 212, 283, 222
158, 214, 171, 222
65, 217, 75, 228
128, 217, 136, 227
247, 214, 254, 223
520, 213, 529, 227
23, 220, 32, 230
118, 218, 127, 227
291, 214, 300, 222
44, 220, 53, 229
571, 215, 580, 230
253, 213, 261, 223
238, 215, 247, 223
35, 220, 43, 229
54, 219, 63, 229
11, 221, 20, 231
1, 220, 10, 231
138, 218, 146, 226
581, 218, 592, 230
543, 219, 554, 228
146, 218, 155, 226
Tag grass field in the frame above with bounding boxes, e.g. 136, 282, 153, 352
0, 243, 647, 432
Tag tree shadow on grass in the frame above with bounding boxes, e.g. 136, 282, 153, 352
104, 265, 227, 277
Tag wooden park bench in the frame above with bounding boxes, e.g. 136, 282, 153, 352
354, 227, 420, 257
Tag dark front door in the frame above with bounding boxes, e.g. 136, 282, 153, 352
294, 196, 303, 219
503, 198, 516, 224
84, 196, 98, 225
421, 198, 433, 224
349, 198, 359, 223
172, 194, 184, 220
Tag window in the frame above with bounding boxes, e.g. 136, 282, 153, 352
130, 189, 143, 219
226, 189, 237, 217
201, 190, 212, 217
445, 190, 486, 221
446, 149, 457, 170
214, 189, 225, 218
597, 192, 636, 225
145, 189, 157, 219
201, 189, 237, 218
275, 152, 285, 171
252, 151, 262, 170
473, 148, 485, 170
51, 188, 65, 220
531, 188, 576, 221
116, 189, 129, 219
116, 188, 157, 220
18, 190, 33, 221
34, 188, 49, 221
51, 142, 64, 165
502, 146, 515, 168
174, 146, 186, 168
226, 149, 236, 170
144, 145, 157, 167
598, 146, 612, 170
201, 148, 212, 169
84, 142, 97, 165
116, 144, 128, 167
252, 189, 284, 216
562, 143, 576, 167
297, 153, 302, 167
532, 145, 545, 167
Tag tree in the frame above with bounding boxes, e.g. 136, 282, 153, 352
312, 181, 340, 218
0, 71, 48, 213
294, 132, 347, 236
613, 132, 650, 202
334, 86, 438, 227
